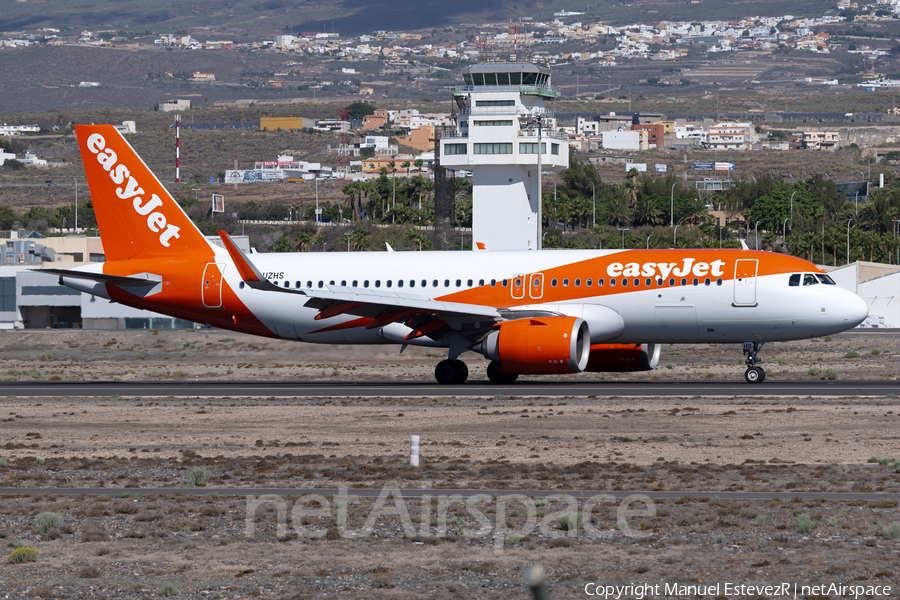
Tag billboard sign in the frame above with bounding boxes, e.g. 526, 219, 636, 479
693, 161, 714, 170
212, 194, 224, 213
654, 163, 667, 173
715, 162, 735, 171
225, 169, 286, 183
626, 162, 647, 172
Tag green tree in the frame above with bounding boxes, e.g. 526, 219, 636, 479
0, 205, 18, 229
343, 101, 376, 120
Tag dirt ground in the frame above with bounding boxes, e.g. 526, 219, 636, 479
0, 330, 899, 598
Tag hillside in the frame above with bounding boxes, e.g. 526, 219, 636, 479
1, 0, 837, 36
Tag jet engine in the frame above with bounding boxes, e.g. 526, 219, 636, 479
584, 343, 661, 372
481, 316, 590, 374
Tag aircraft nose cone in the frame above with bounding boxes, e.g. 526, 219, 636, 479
844, 291, 869, 327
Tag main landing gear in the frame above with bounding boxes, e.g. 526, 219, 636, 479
435, 359, 468, 385
486, 360, 518, 384
742, 342, 766, 384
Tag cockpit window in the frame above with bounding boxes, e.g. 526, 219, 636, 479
789, 274, 800, 287
816, 274, 836, 285
803, 274, 819, 286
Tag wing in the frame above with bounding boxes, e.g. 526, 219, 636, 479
216, 231, 507, 342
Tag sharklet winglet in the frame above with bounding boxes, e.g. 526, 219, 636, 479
216, 230, 285, 293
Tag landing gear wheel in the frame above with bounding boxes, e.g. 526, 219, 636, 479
453, 360, 469, 384
486, 360, 519, 384
435, 359, 467, 384
744, 366, 766, 384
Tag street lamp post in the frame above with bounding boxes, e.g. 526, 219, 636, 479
591, 182, 596, 228
789, 191, 797, 230
754, 221, 759, 250
618, 227, 629, 249
673, 224, 679, 247
670, 182, 678, 227
782, 218, 789, 252
646, 234, 652, 249
315, 178, 319, 223
73, 177, 78, 232
847, 218, 853, 265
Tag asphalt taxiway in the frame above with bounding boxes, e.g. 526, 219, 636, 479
0, 379, 895, 397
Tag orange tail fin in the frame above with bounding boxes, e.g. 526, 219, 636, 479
75, 124, 211, 261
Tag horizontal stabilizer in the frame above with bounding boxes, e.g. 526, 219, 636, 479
33, 268, 157, 287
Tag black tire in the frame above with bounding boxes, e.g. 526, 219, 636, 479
435, 360, 458, 384
487, 360, 519, 384
744, 366, 764, 384
453, 360, 469, 384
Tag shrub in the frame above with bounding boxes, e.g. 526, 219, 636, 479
879, 521, 900, 540
556, 511, 582, 531
808, 368, 821, 376
188, 466, 211, 488
0, 457, 7, 466
33, 512, 64, 536
172, 370, 189, 378
821, 369, 838, 380
797, 513, 815, 533
844, 351, 860, 358
876, 457, 894, 466
871, 349, 881, 356
159, 581, 179, 596
78, 566, 101, 578
894, 460, 900, 474
8, 547, 38, 563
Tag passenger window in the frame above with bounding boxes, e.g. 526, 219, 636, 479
307, 281, 313, 288
586, 278, 592, 287
656, 278, 663, 286
386, 280, 392, 288
575, 278, 581, 287
551, 278, 558, 287
329, 280, 335, 286
692, 278, 699, 286
341, 280, 346, 287
563, 278, 569, 287
502, 279, 508, 287
514, 277, 522, 287
444, 280, 450, 287
468, 279, 473, 287
645, 278, 652, 286
318, 281, 324, 288
668, 278, 675, 286
375, 280, 381, 288
352, 280, 358, 287
816, 274, 836, 285
716, 278, 723, 286
284, 281, 289, 288
397, 280, 403, 288
456, 279, 461, 287
634, 278, 640, 287
479, 279, 485, 286
704, 278, 711, 286
490, 279, 497, 287
789, 274, 801, 287
421, 280, 426, 287
598, 278, 604, 286
803, 274, 819, 286
433, 280, 438, 287
622, 279, 628, 287
295, 281, 301, 288
610, 279, 615, 287
680, 278, 687, 286
239, 281, 245, 289
364, 280, 369, 288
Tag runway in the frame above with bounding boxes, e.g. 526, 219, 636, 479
1, 487, 897, 502
0, 379, 895, 397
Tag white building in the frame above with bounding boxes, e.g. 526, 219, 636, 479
439, 62, 568, 250
0, 123, 40, 136
602, 130, 645, 150
703, 122, 756, 150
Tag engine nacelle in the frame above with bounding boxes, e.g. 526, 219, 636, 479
585, 343, 661, 372
482, 316, 590, 375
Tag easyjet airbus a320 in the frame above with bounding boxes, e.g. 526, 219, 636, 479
41, 125, 869, 384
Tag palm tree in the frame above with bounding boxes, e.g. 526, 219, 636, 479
601, 196, 631, 227
623, 168, 640, 207
634, 196, 663, 226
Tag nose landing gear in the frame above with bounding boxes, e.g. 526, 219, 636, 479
742, 342, 766, 384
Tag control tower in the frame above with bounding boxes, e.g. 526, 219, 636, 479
440, 59, 567, 250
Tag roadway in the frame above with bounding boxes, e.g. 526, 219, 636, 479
0, 487, 896, 502
0, 379, 896, 397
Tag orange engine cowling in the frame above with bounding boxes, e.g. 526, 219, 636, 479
585, 343, 661, 372
482, 316, 590, 375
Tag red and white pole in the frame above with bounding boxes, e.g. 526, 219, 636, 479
175, 114, 181, 183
